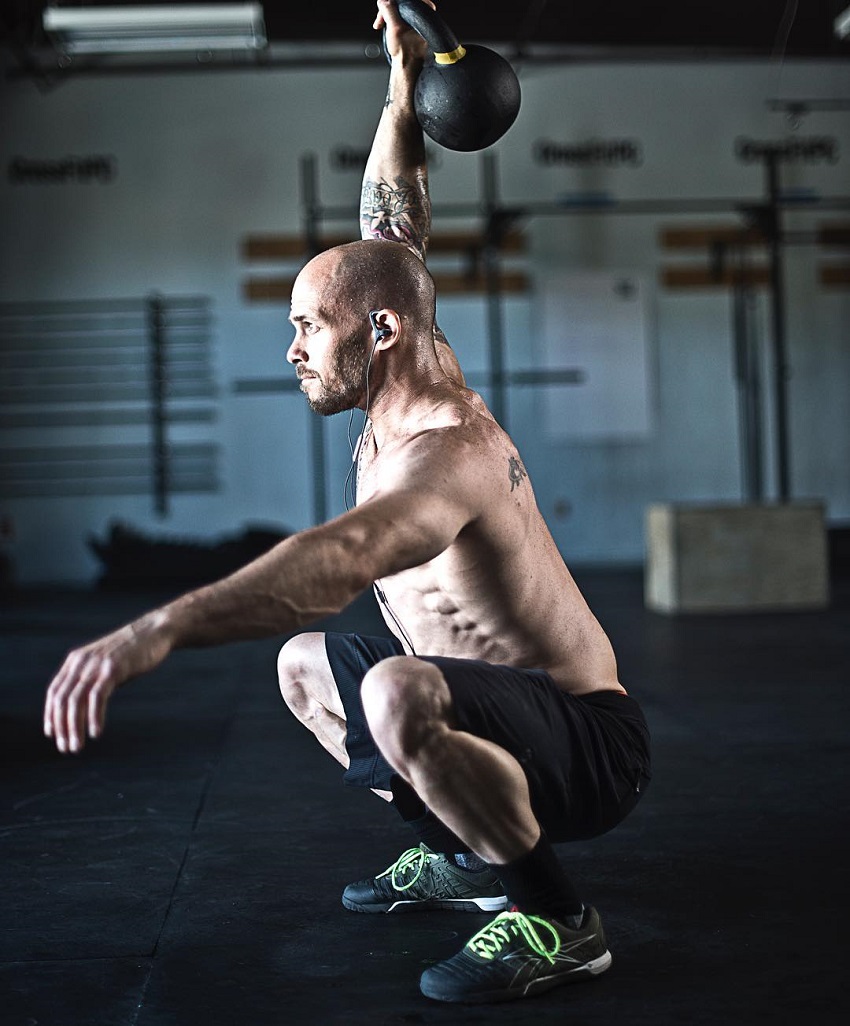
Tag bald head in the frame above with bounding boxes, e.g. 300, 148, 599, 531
296, 239, 436, 334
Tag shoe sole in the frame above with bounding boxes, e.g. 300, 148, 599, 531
420, 950, 613, 1003
342, 895, 509, 914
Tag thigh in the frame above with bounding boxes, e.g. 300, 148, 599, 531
422, 656, 648, 842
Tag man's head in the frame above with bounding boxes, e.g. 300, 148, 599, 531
287, 240, 437, 415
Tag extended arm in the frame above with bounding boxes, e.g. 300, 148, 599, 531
43, 442, 475, 754
362, 0, 464, 384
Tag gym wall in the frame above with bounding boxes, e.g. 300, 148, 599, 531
1, 56, 848, 582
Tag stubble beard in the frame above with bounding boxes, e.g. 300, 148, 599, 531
301, 332, 370, 416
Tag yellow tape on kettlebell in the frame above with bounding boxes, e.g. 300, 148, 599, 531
434, 44, 467, 65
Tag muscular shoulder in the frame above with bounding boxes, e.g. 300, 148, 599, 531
376, 397, 526, 511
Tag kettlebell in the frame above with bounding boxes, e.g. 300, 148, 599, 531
391, 0, 521, 152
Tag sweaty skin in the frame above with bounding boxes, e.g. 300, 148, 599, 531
42, 1, 622, 762
355, 396, 622, 694
288, 246, 623, 698
284, 238, 622, 863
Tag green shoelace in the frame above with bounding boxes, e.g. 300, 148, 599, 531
466, 910, 561, 964
376, 846, 437, 892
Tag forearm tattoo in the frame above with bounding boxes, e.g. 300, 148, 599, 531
361, 176, 429, 260
508, 456, 528, 491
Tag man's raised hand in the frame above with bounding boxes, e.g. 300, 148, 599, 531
373, 0, 436, 62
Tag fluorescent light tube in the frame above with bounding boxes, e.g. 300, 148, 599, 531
43, 4, 267, 55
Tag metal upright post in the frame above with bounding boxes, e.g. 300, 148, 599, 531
732, 247, 764, 504
147, 293, 168, 517
300, 152, 328, 525
481, 151, 508, 428
301, 151, 322, 259
765, 152, 791, 502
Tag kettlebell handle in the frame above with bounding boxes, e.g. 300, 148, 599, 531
395, 0, 467, 64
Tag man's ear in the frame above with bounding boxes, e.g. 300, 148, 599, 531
369, 309, 401, 350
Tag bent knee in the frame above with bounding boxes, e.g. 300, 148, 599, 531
361, 657, 451, 745
276, 632, 328, 707
277, 632, 324, 681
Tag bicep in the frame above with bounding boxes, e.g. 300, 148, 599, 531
316, 432, 491, 580
356, 487, 471, 577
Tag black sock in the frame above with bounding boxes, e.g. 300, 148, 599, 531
489, 834, 583, 922
390, 776, 470, 855
453, 851, 487, 872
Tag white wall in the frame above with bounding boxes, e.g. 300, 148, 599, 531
1, 55, 848, 581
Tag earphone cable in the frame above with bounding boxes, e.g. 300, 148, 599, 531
343, 340, 377, 512
342, 315, 416, 654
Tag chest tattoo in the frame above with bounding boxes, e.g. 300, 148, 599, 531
508, 456, 527, 491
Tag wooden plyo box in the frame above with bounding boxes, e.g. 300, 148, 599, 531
645, 503, 830, 613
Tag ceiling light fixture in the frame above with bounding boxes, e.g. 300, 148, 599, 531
42, 4, 267, 56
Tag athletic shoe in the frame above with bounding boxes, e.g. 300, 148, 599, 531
419, 905, 612, 1003
341, 844, 508, 914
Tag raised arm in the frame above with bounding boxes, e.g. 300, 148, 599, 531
361, 0, 431, 259
362, 0, 464, 384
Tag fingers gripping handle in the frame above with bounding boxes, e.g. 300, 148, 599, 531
380, 0, 522, 151
396, 0, 466, 63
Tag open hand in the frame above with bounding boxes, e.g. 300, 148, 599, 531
43, 614, 173, 754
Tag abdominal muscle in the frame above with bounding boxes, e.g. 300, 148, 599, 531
374, 521, 625, 697
357, 392, 624, 696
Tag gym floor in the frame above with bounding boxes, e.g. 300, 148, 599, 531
2, 568, 848, 1025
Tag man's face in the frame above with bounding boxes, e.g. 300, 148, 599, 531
287, 278, 371, 416
297, 325, 371, 416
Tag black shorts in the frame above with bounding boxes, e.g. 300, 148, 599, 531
324, 632, 652, 843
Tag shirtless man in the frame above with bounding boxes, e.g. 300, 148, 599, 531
43, 0, 651, 1005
